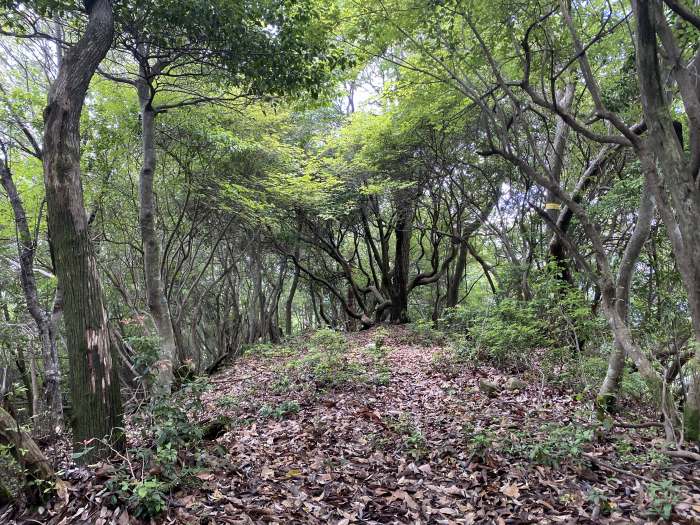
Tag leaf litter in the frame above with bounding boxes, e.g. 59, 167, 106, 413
4, 325, 700, 524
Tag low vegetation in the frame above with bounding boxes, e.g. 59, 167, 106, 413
3, 0, 700, 522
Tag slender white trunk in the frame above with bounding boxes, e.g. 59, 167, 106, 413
137, 73, 177, 396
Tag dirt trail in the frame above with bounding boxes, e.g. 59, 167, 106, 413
172, 327, 700, 524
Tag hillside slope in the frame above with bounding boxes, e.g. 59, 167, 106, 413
7, 326, 700, 524
173, 327, 700, 523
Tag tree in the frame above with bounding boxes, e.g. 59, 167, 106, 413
0, 154, 63, 433
97, 0, 345, 394
41, 0, 124, 459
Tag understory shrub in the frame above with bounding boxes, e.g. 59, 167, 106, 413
287, 328, 363, 387
126, 335, 161, 388
100, 376, 212, 518
259, 400, 301, 419
646, 480, 681, 520
406, 319, 446, 347
443, 265, 605, 385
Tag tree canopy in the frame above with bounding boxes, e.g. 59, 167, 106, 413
2, 0, 700, 520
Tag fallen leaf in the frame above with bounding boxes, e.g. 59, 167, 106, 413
500, 483, 520, 499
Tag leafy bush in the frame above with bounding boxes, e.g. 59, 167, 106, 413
126, 336, 161, 386
215, 394, 239, 410
102, 376, 211, 519
508, 423, 595, 468
406, 319, 446, 347
461, 423, 496, 458
288, 328, 363, 387
258, 400, 300, 419
309, 328, 348, 355
646, 480, 680, 520
443, 264, 604, 379
373, 326, 390, 352
133, 376, 209, 448
270, 374, 294, 394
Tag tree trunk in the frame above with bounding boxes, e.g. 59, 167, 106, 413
545, 83, 575, 283
247, 241, 264, 342
0, 406, 54, 503
0, 160, 64, 433
137, 73, 177, 397
309, 283, 321, 327
389, 191, 414, 323
598, 179, 655, 412
285, 254, 300, 336
633, 0, 700, 441
42, 0, 123, 461
446, 241, 469, 308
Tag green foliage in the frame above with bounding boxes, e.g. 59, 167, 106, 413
444, 265, 604, 385
586, 488, 612, 516
287, 329, 363, 387
309, 328, 348, 355
126, 336, 161, 385
510, 424, 595, 468
101, 376, 212, 519
461, 423, 495, 458
258, 400, 300, 419
0, 443, 24, 503
384, 413, 427, 459
270, 373, 295, 394
215, 394, 239, 410
614, 440, 671, 468
372, 326, 389, 354
106, 476, 167, 520
406, 319, 446, 347
133, 376, 209, 448
114, 0, 350, 99
646, 480, 680, 520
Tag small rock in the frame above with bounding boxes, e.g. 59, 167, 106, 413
479, 380, 500, 397
505, 377, 527, 391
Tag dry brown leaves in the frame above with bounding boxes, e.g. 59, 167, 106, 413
4, 326, 700, 524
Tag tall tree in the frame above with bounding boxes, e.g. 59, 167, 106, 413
0, 154, 63, 433
100, 0, 344, 394
41, 0, 123, 459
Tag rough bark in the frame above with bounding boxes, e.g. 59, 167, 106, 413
42, 0, 123, 460
446, 241, 469, 308
633, 0, 700, 441
247, 240, 264, 342
498, 148, 678, 439
0, 160, 64, 433
136, 70, 177, 397
545, 84, 575, 282
389, 190, 414, 323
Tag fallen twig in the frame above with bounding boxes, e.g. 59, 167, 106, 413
663, 449, 700, 462
583, 453, 653, 482
613, 419, 663, 429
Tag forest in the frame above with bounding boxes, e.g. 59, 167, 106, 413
1, 0, 700, 522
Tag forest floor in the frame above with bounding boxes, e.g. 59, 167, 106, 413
6, 326, 700, 524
